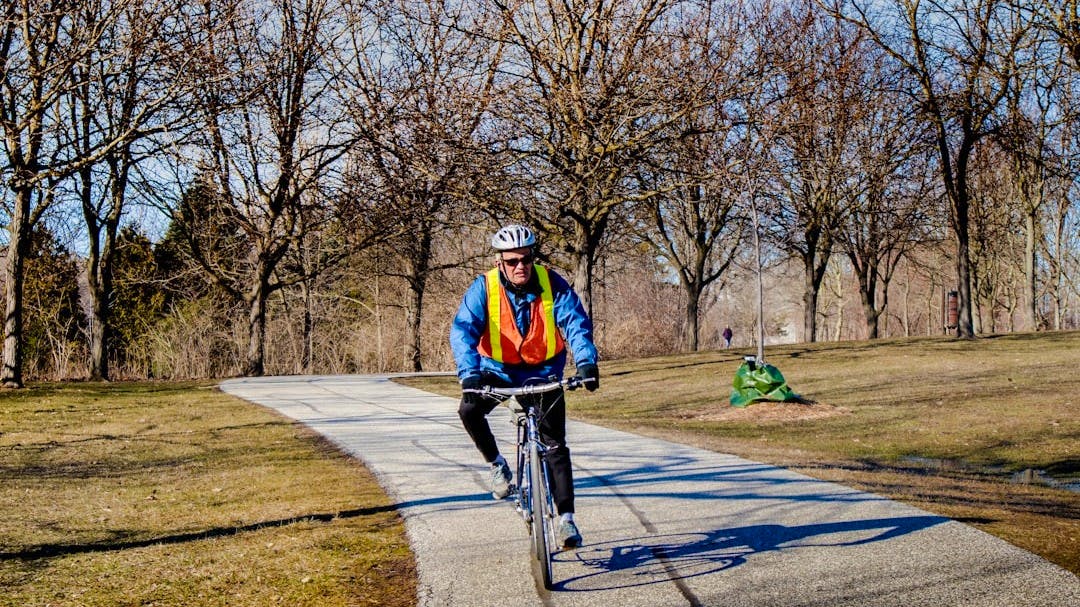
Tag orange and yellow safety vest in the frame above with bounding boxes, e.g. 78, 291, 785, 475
477, 265, 565, 365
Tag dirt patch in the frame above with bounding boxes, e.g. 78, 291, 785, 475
678, 399, 847, 423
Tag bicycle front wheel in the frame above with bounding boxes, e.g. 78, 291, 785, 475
528, 441, 553, 589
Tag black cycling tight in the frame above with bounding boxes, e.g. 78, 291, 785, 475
459, 387, 575, 515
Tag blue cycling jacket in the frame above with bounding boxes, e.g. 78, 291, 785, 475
451, 265, 597, 386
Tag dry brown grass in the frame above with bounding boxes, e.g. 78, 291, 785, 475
400, 330, 1080, 575
0, 382, 415, 607
8, 330, 1073, 607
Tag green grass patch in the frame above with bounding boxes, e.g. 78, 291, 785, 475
0, 381, 414, 607
401, 331, 1080, 574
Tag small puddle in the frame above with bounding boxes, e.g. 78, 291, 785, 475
1010, 468, 1080, 493
900, 457, 1080, 493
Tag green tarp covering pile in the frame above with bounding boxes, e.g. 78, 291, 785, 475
730, 359, 796, 407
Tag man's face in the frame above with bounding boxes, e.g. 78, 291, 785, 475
498, 247, 534, 287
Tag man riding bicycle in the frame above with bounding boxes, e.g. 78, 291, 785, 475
451, 224, 599, 549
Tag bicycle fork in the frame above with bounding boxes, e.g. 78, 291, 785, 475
514, 413, 550, 524
514, 416, 531, 523
515, 416, 557, 544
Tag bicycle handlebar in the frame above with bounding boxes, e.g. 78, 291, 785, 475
462, 375, 587, 397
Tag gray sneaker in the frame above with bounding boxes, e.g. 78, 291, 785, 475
557, 519, 582, 548
490, 461, 512, 499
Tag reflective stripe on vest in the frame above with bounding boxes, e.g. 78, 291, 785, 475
478, 265, 565, 365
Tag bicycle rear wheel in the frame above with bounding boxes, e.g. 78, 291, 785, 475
528, 441, 553, 589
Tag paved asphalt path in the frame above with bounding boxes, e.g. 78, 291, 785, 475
220, 375, 1080, 607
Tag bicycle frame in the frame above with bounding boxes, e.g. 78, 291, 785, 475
464, 376, 585, 590
512, 399, 552, 521
513, 395, 556, 586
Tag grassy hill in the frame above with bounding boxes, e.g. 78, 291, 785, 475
2, 331, 1074, 607
404, 330, 1080, 574
0, 382, 415, 607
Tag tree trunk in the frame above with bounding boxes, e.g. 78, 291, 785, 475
405, 277, 425, 372
85, 214, 116, 382
833, 298, 844, 341
926, 286, 934, 336
89, 283, 110, 381
1050, 202, 1065, 330
2, 188, 31, 388
245, 280, 269, 377
862, 302, 880, 339
403, 227, 433, 373
1024, 210, 1037, 331
683, 286, 701, 352
85, 222, 108, 381
803, 287, 817, 343
801, 245, 831, 343
87, 157, 129, 380
879, 280, 890, 337
828, 263, 844, 341
301, 279, 313, 374
956, 248, 975, 338
953, 194, 976, 339
858, 279, 879, 339
80, 160, 109, 382
572, 244, 595, 321
901, 280, 911, 337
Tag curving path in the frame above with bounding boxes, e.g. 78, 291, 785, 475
220, 375, 1080, 607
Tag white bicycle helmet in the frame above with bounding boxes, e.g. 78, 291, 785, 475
491, 224, 536, 251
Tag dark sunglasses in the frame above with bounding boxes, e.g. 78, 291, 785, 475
501, 254, 535, 267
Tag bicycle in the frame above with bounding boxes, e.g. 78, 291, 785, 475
464, 375, 585, 590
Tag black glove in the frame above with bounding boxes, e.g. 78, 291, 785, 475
577, 364, 599, 391
461, 375, 483, 405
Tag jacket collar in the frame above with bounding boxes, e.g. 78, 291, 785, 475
499, 266, 542, 297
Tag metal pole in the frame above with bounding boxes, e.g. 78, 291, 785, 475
749, 192, 765, 363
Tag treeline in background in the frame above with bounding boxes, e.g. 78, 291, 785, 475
3, 0, 1079, 385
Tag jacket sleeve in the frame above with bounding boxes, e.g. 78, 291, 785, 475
549, 270, 598, 366
450, 275, 488, 381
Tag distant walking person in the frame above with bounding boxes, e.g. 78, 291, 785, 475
450, 224, 599, 549
722, 326, 733, 348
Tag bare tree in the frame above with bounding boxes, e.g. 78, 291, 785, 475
758, 2, 863, 342
966, 149, 1026, 332
838, 44, 938, 338
992, 21, 1073, 332
842, 149, 936, 339
820, 257, 847, 340
67, 0, 198, 380
490, 0, 697, 316
0, 0, 151, 387
182, 0, 375, 376
1033, 3, 1080, 328
630, 1, 756, 351
835, 0, 1030, 339
635, 164, 746, 351
340, 0, 503, 371
1043, 74, 1080, 330
1037, 0, 1080, 70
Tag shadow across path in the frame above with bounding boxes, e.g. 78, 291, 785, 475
555, 515, 948, 591
217, 374, 1080, 606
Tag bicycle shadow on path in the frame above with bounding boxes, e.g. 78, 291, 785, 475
553, 515, 947, 592
572, 450, 893, 505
